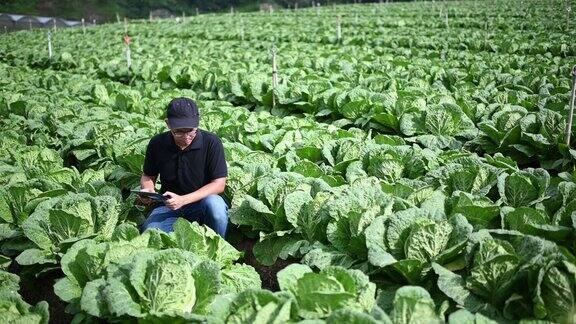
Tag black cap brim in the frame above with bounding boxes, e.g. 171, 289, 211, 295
168, 117, 199, 129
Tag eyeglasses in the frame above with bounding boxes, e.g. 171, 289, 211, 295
171, 128, 198, 137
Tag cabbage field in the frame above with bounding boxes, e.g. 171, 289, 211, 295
0, 0, 575, 323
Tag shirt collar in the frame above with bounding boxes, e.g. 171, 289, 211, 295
188, 129, 203, 150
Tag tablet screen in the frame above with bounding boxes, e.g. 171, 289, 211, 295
131, 190, 168, 202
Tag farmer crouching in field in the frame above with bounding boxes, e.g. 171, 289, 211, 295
137, 97, 228, 237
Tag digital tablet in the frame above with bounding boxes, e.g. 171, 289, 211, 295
131, 190, 168, 202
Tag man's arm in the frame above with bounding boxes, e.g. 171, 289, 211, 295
140, 174, 157, 192
164, 177, 226, 210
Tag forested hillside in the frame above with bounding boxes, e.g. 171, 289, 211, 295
0, 0, 380, 20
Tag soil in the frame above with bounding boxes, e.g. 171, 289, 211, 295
8, 262, 74, 324
233, 237, 296, 291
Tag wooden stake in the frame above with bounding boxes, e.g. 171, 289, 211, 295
336, 15, 341, 43
149, 11, 153, 22
82, 18, 85, 33
93, 19, 96, 25
231, 6, 234, 15
566, 66, 576, 147
444, 10, 449, 28
116, 13, 120, 23
271, 46, 278, 108
126, 44, 132, 69
53, 19, 57, 31
124, 17, 128, 34
272, 47, 278, 87
124, 35, 132, 70
567, 6, 572, 31
47, 31, 52, 59
28, 18, 32, 30
196, 7, 199, 16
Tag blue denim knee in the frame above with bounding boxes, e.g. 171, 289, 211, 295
142, 195, 228, 237
199, 195, 228, 237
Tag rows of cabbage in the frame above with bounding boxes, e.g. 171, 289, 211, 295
0, 0, 573, 171
2, 62, 576, 322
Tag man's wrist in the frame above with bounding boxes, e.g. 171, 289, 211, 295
183, 192, 198, 205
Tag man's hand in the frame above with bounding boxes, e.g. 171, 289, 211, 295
164, 191, 187, 210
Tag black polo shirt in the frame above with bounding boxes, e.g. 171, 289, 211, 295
143, 129, 227, 195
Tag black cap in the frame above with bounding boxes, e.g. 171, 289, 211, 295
166, 97, 200, 129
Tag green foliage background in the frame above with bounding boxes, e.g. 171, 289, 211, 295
0, 0, 386, 20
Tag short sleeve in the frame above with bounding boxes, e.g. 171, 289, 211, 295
143, 140, 159, 176
207, 137, 227, 180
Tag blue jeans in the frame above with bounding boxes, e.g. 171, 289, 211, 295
142, 194, 228, 237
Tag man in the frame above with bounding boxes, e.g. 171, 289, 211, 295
138, 97, 228, 237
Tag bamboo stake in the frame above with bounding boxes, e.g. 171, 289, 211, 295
566, 66, 576, 147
